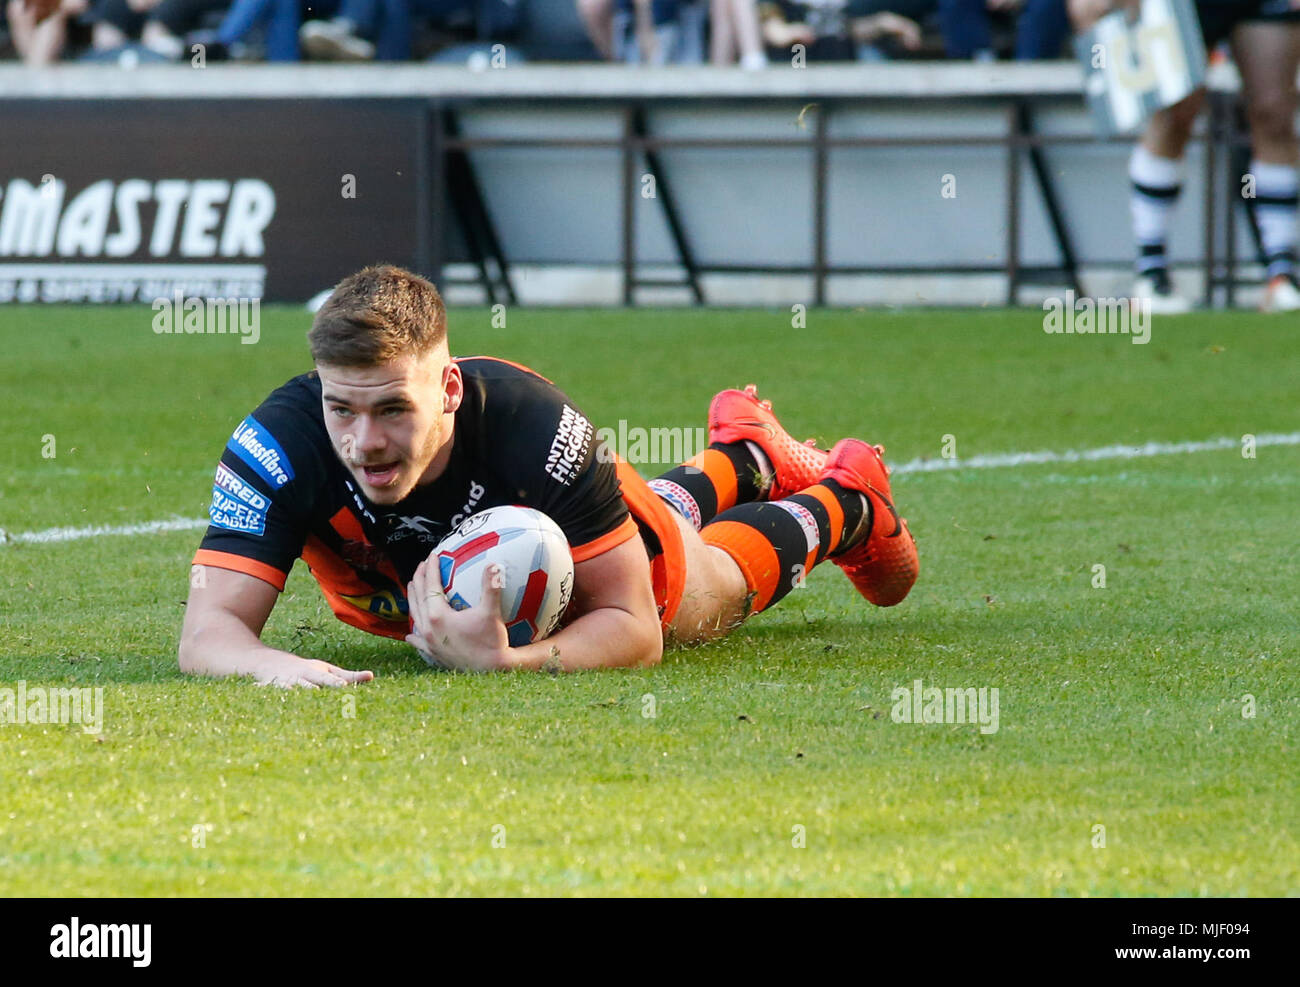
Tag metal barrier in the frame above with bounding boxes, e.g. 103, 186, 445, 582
0, 63, 1265, 306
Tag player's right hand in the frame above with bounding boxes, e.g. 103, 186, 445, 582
253, 655, 374, 689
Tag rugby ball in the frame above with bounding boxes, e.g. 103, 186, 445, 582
432, 505, 574, 647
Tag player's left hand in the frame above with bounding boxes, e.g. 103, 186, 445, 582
406, 558, 511, 672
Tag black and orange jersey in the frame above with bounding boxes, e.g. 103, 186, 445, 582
192, 357, 639, 639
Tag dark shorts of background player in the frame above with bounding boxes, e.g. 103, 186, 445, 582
1198, 0, 1300, 50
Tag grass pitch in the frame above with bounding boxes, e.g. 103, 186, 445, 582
1, 304, 1296, 896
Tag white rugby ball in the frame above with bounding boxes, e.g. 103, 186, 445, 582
432, 505, 575, 646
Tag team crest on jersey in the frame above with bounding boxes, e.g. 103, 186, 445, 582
339, 539, 392, 571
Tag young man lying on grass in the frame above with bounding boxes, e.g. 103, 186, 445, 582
179, 266, 917, 685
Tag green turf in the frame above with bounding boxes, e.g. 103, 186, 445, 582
1, 304, 1296, 896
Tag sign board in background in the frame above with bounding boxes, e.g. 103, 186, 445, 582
1076, 0, 1207, 137
0, 99, 425, 303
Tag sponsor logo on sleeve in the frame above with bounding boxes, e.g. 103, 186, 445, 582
209, 490, 267, 536
226, 415, 294, 489
214, 462, 268, 511
544, 405, 593, 486
209, 461, 269, 535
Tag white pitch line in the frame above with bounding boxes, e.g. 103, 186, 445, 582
3, 517, 208, 546
890, 431, 1300, 476
4, 431, 1298, 547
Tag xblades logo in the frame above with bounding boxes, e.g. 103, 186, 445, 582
385, 514, 442, 543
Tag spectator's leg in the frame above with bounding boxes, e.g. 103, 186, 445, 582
728, 0, 764, 67
631, 0, 656, 63
217, 0, 305, 54
216, 0, 274, 42
90, 0, 142, 49
611, 0, 633, 61
1233, 22, 1300, 282
577, 0, 615, 59
335, 0, 379, 34
676, 0, 705, 62
5, 0, 37, 54
937, 0, 992, 60
147, 0, 226, 56
1013, 0, 1068, 59
299, 0, 376, 58
140, 20, 183, 55
263, 0, 304, 58
709, 0, 734, 63
649, 0, 678, 64
7, 0, 71, 64
379, 0, 467, 61
92, 21, 129, 47
379, 0, 413, 59
153, 0, 228, 36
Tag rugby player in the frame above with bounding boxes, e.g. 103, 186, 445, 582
1071, 0, 1300, 312
178, 266, 918, 684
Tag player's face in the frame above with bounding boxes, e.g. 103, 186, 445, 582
317, 351, 463, 505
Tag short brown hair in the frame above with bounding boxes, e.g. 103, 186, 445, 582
308, 265, 447, 366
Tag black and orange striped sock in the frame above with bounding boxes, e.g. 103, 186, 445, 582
649, 442, 771, 530
699, 479, 866, 613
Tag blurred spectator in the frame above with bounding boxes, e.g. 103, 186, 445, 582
939, 0, 1068, 60
709, 0, 766, 66
192, 0, 340, 59
81, 0, 230, 58
299, 0, 519, 60
759, 0, 923, 61
576, 0, 613, 58
6, 0, 88, 63
612, 0, 706, 64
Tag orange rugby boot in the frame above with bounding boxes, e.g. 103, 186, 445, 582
708, 384, 827, 501
822, 438, 918, 607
